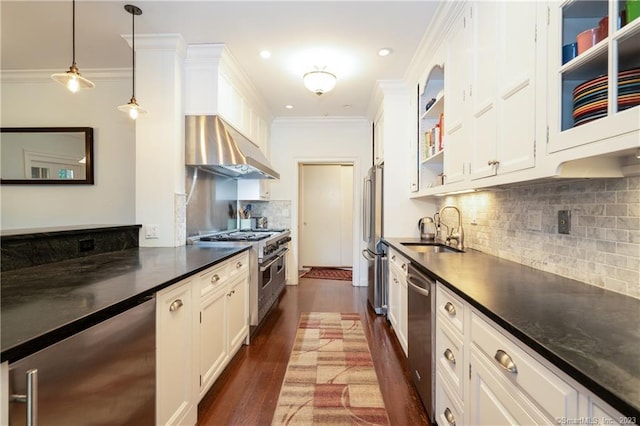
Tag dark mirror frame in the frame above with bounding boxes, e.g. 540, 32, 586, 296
1, 127, 94, 185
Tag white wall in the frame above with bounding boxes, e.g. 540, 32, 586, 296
270, 117, 371, 286
1, 71, 136, 230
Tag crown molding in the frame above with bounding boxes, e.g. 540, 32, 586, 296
272, 116, 370, 126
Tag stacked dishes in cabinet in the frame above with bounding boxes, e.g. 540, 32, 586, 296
572, 67, 640, 126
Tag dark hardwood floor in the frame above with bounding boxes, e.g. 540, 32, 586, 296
197, 278, 430, 425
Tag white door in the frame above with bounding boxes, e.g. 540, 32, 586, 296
299, 163, 353, 268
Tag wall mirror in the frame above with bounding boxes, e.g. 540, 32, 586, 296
1, 127, 94, 184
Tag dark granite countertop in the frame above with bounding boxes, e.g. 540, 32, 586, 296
384, 237, 640, 420
0, 224, 141, 240
1, 245, 249, 363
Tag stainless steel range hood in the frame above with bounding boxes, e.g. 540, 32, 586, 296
185, 115, 279, 179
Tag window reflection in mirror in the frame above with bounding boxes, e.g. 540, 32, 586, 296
1, 127, 94, 184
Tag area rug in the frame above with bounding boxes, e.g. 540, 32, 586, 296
300, 268, 352, 282
272, 312, 389, 425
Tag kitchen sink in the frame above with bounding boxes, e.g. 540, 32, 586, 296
401, 242, 463, 253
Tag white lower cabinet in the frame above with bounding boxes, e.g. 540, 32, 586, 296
157, 251, 249, 425
157, 279, 197, 426
435, 282, 626, 425
387, 248, 408, 356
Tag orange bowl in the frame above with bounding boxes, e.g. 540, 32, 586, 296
577, 27, 600, 54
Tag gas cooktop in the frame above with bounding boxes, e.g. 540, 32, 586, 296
199, 231, 271, 242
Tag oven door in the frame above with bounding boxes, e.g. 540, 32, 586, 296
257, 248, 288, 323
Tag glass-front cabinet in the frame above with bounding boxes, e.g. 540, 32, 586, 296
418, 65, 445, 191
548, 0, 640, 153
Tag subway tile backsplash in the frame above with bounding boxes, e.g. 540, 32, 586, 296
436, 177, 640, 299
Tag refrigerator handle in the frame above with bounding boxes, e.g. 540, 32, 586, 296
362, 177, 372, 242
10, 368, 38, 426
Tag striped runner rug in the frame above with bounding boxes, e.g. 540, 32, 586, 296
272, 312, 389, 425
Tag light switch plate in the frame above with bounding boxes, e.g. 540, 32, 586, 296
558, 210, 571, 234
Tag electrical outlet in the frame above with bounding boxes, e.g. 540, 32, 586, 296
145, 224, 160, 239
558, 210, 571, 234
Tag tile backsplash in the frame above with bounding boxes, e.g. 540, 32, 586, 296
240, 200, 292, 230
436, 177, 639, 299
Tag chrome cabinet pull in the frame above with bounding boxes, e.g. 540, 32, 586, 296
444, 348, 456, 364
10, 369, 38, 426
210, 274, 220, 283
391, 255, 396, 261
227, 289, 236, 297
236, 262, 243, 269
401, 263, 407, 271
444, 407, 456, 426
169, 299, 183, 312
494, 349, 518, 374
444, 301, 456, 315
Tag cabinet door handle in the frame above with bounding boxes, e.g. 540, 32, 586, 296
169, 299, 183, 312
227, 289, 236, 297
391, 255, 396, 261
444, 407, 456, 426
444, 348, 456, 364
236, 262, 243, 269
494, 349, 518, 374
10, 369, 38, 426
444, 302, 456, 316
211, 274, 220, 284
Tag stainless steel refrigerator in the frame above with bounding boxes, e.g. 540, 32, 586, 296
362, 163, 387, 314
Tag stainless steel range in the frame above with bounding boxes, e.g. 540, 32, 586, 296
190, 229, 291, 332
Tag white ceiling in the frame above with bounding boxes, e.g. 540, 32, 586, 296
1, 1, 440, 118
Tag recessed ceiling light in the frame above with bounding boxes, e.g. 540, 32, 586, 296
343, 104, 352, 109
285, 105, 294, 109
378, 48, 392, 57
260, 50, 271, 59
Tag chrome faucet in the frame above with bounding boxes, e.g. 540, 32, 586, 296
435, 205, 464, 250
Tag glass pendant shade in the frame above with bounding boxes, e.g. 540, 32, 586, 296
118, 97, 147, 120
51, 64, 95, 93
303, 70, 337, 96
51, 0, 94, 92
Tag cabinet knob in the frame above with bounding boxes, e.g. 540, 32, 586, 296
444, 348, 456, 365
494, 349, 518, 374
444, 407, 456, 426
211, 274, 220, 284
227, 289, 236, 297
444, 301, 456, 316
169, 299, 183, 312
236, 262, 243, 269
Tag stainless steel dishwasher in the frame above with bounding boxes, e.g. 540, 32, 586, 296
407, 263, 435, 423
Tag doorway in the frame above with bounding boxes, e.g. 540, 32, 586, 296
299, 163, 354, 269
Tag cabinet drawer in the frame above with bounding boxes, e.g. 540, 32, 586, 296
436, 316, 465, 401
436, 284, 465, 333
471, 312, 578, 419
199, 263, 228, 296
436, 371, 464, 426
228, 251, 249, 279
388, 248, 409, 276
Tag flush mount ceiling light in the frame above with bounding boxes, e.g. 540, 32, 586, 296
303, 68, 337, 96
117, 4, 146, 120
50, 0, 95, 93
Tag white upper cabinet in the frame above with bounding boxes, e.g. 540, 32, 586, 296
547, 0, 640, 157
443, 8, 472, 186
470, 1, 538, 180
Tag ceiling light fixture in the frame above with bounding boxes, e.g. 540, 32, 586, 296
303, 68, 336, 96
117, 4, 146, 120
51, 0, 95, 93
259, 50, 271, 59
378, 48, 392, 57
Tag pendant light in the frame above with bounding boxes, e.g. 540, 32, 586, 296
51, 0, 95, 92
118, 4, 146, 120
